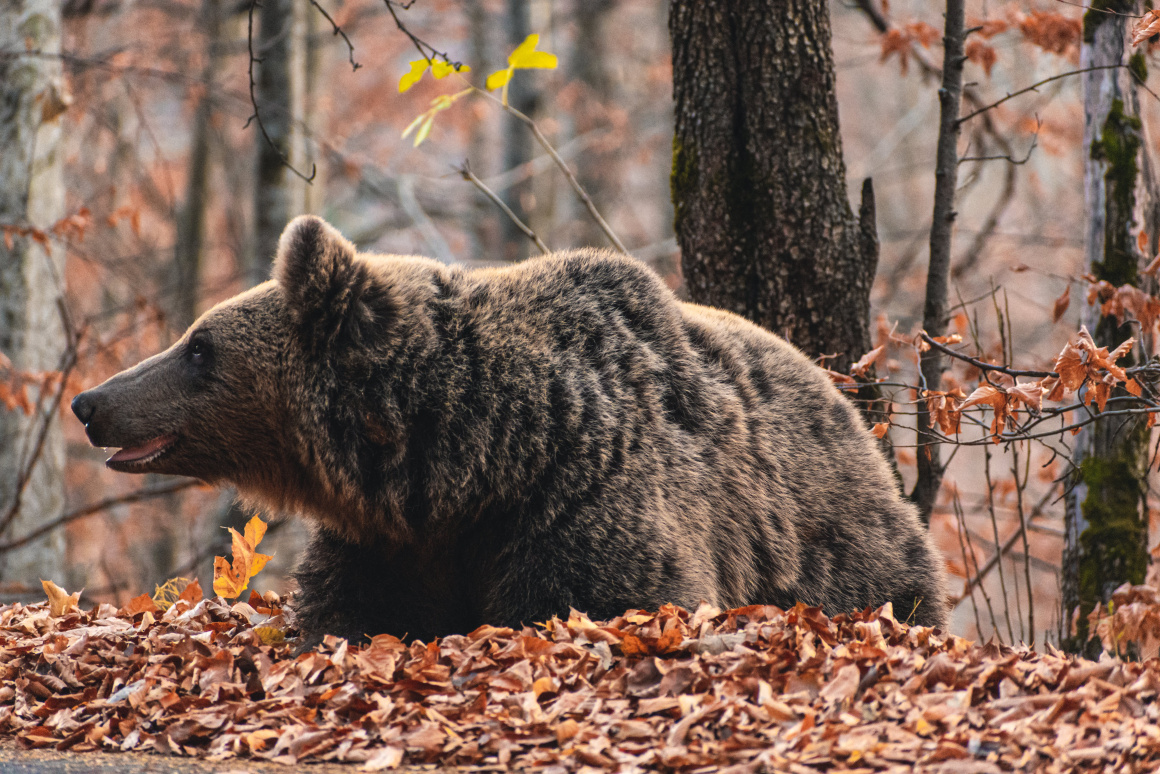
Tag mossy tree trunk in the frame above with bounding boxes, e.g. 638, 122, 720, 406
1063, 1, 1156, 655
669, 0, 878, 373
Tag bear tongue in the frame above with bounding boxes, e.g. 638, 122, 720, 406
108, 434, 176, 463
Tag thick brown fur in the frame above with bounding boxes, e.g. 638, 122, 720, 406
73, 216, 948, 648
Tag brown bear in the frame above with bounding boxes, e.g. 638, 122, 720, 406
72, 216, 948, 649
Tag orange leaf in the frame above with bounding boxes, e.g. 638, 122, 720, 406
1052, 285, 1070, 323
178, 578, 203, 604
824, 368, 856, 386
213, 516, 273, 599
872, 422, 890, 439
1007, 380, 1044, 412
850, 345, 885, 379
1144, 253, 1160, 277
120, 593, 159, 617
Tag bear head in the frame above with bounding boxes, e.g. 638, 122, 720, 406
71, 216, 401, 517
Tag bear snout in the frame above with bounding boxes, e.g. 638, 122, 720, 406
71, 390, 97, 426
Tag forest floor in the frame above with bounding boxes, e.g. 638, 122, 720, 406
1, 587, 1158, 773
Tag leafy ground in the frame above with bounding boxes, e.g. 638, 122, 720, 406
2, 585, 1159, 773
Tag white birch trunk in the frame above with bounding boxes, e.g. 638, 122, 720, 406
0, 0, 67, 586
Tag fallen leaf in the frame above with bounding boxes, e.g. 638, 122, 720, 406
41, 580, 79, 617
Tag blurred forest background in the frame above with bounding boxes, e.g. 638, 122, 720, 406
2, 0, 1158, 654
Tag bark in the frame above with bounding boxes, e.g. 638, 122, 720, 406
0, 0, 67, 584
173, 0, 223, 330
1062, 1, 1153, 655
669, 0, 878, 373
466, 0, 500, 260
248, 0, 302, 283
501, 0, 536, 261
913, 0, 966, 525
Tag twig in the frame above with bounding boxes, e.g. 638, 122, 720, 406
919, 332, 1058, 378
0, 346, 77, 537
0, 481, 201, 553
1052, 0, 1144, 18
458, 162, 550, 255
958, 65, 1126, 125
477, 90, 629, 255
380, 0, 464, 68
959, 119, 1039, 165
307, 0, 361, 71
245, 0, 316, 183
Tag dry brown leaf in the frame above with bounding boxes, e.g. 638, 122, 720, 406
1052, 285, 1071, 323
40, 579, 79, 617
1132, 10, 1160, 47
871, 422, 889, 439
849, 345, 885, 379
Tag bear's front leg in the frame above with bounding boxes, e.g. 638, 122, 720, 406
291, 527, 479, 651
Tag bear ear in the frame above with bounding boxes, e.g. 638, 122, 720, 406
274, 216, 391, 349
273, 215, 357, 314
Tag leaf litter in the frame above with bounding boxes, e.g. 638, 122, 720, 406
2, 586, 1160, 772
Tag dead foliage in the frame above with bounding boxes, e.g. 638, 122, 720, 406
3, 588, 1160, 772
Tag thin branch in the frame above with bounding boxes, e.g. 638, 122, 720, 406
0, 481, 201, 554
480, 93, 629, 255
308, 0, 361, 71
380, 0, 464, 68
958, 119, 1039, 165
458, 161, 550, 255
1052, 0, 1144, 19
919, 332, 1058, 378
958, 65, 1126, 125
245, 0, 316, 183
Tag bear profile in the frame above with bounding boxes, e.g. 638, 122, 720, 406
72, 216, 948, 648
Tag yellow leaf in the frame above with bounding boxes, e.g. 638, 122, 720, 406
399, 59, 429, 93
507, 34, 557, 71
431, 60, 469, 78
41, 579, 79, 617
486, 68, 513, 91
242, 515, 267, 555
414, 114, 435, 146
401, 112, 426, 140
256, 626, 286, 645
508, 33, 541, 64
512, 50, 557, 70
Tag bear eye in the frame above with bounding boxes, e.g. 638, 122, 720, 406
188, 337, 211, 367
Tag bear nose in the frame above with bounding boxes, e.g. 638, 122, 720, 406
72, 391, 96, 425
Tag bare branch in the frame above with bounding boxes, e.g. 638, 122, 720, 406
245, 0, 316, 184
918, 332, 1058, 379
480, 93, 629, 255
0, 481, 201, 554
308, 0, 361, 71
958, 65, 1126, 125
458, 161, 550, 255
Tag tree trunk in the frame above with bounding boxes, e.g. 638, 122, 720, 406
913, 0, 966, 525
571, 0, 617, 249
669, 0, 878, 372
1062, 1, 1154, 655
174, 0, 223, 331
248, 0, 301, 282
501, 0, 536, 262
0, 0, 68, 585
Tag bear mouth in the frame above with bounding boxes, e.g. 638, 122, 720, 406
105, 434, 178, 471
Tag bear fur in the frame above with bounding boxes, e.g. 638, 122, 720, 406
72, 215, 948, 647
